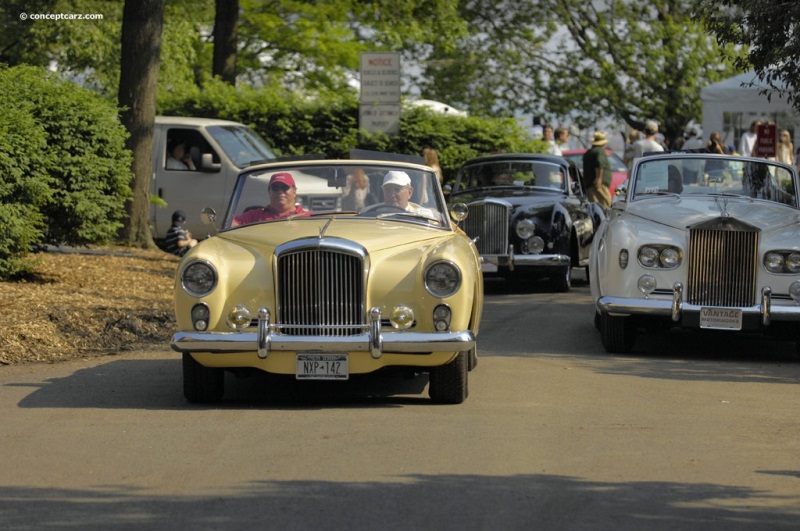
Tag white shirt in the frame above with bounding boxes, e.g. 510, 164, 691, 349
633, 138, 665, 159
740, 131, 757, 157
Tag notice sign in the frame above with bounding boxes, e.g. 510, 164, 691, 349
755, 122, 776, 157
359, 103, 400, 135
359, 52, 401, 134
360, 52, 401, 103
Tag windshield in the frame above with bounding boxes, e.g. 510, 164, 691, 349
207, 125, 276, 167
456, 160, 569, 192
224, 163, 447, 229
631, 156, 797, 207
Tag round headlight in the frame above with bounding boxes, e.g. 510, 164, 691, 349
182, 261, 218, 297
515, 219, 535, 240
639, 247, 659, 268
764, 252, 785, 273
786, 253, 800, 273
425, 261, 461, 297
528, 236, 545, 255
660, 248, 680, 268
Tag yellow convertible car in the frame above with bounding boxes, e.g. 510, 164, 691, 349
171, 158, 483, 404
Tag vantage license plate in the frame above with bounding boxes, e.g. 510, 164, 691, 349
296, 354, 349, 380
699, 307, 742, 330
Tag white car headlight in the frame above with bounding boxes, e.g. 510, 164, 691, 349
425, 261, 461, 297
638, 246, 659, 268
182, 260, 218, 297
764, 252, 785, 273
638, 245, 681, 269
786, 253, 800, 273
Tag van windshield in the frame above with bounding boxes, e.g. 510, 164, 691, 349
207, 125, 276, 167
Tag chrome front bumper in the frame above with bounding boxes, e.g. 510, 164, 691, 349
481, 249, 570, 272
597, 284, 800, 326
171, 307, 475, 360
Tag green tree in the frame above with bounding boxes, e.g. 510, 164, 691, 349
419, 1, 744, 144
698, 0, 800, 112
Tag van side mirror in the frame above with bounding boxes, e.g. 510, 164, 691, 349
200, 153, 221, 173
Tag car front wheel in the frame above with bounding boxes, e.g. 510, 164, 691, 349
600, 312, 636, 354
183, 353, 224, 403
429, 351, 468, 404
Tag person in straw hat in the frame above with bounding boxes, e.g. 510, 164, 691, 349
581, 132, 613, 209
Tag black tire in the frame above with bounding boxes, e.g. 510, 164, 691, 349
183, 353, 224, 403
550, 265, 571, 292
467, 345, 478, 371
600, 312, 636, 354
429, 351, 468, 404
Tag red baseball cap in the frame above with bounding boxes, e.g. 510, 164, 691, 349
269, 172, 296, 188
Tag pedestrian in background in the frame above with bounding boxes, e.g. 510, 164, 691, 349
422, 146, 443, 184
739, 120, 761, 157
165, 210, 198, 257
632, 120, 665, 159
582, 132, 612, 210
622, 129, 640, 170
777, 130, 794, 165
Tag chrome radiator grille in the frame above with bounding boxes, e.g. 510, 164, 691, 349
277, 249, 364, 336
463, 201, 509, 255
687, 223, 759, 307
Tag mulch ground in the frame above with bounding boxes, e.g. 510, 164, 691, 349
0, 246, 180, 365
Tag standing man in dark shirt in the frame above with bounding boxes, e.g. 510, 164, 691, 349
165, 210, 198, 257
582, 132, 613, 210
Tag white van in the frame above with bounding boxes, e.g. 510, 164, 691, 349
151, 116, 341, 240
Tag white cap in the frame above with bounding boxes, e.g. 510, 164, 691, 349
382, 171, 411, 187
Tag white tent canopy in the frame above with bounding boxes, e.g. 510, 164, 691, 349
701, 71, 799, 149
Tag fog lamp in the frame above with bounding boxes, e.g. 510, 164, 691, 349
433, 304, 451, 331
638, 274, 656, 297
191, 303, 209, 331
390, 305, 415, 330
527, 236, 545, 255
790, 281, 800, 304
226, 304, 252, 331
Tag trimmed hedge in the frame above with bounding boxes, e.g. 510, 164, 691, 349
158, 78, 547, 185
0, 66, 133, 279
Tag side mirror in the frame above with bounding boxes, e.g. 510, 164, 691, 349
200, 153, 221, 173
200, 207, 219, 236
449, 202, 469, 223
615, 180, 628, 196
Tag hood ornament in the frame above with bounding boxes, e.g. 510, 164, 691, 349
319, 217, 334, 238
714, 196, 731, 218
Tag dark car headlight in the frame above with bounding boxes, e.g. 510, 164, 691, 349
181, 260, 218, 297
425, 261, 461, 297
515, 219, 535, 240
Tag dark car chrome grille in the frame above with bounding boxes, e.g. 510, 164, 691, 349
463, 201, 509, 255
277, 248, 364, 336
687, 220, 759, 307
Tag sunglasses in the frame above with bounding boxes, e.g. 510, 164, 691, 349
270, 184, 291, 192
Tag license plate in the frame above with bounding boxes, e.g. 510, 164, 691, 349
699, 307, 742, 330
296, 354, 349, 380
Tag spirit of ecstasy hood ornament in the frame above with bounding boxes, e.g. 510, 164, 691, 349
714, 196, 731, 218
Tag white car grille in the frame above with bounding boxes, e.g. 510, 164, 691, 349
687, 219, 759, 307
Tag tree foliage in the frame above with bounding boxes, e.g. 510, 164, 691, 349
697, 0, 800, 112
418, 1, 744, 144
0, 65, 132, 279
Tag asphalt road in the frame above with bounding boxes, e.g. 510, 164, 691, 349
1, 272, 799, 530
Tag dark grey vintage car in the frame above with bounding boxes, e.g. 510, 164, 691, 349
450, 153, 605, 291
